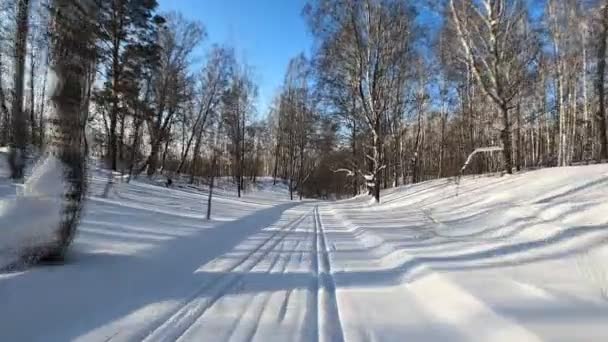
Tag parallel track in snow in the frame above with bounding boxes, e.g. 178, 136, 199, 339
313, 206, 345, 342
118, 207, 314, 342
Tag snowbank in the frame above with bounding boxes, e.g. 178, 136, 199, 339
327, 164, 608, 340
0, 156, 65, 268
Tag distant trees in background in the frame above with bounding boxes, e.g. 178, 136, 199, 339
1, 0, 608, 203
302, 0, 608, 201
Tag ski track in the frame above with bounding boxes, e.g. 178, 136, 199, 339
314, 206, 345, 342
165, 205, 347, 342
134, 207, 314, 342
175, 206, 323, 342
205, 217, 296, 342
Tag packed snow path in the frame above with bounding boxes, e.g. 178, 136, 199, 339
2, 166, 608, 341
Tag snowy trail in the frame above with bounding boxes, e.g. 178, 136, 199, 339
176, 207, 317, 342
3, 166, 608, 341
139, 207, 315, 342
143, 206, 346, 342
313, 207, 345, 342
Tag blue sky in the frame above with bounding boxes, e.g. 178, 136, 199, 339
158, 0, 312, 118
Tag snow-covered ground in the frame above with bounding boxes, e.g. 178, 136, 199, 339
1, 163, 608, 341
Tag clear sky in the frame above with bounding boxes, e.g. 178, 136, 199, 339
158, 0, 312, 118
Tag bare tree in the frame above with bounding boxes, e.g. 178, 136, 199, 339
449, 0, 537, 174
306, 0, 415, 202
222, 65, 256, 197
141, 12, 204, 176
176, 46, 233, 176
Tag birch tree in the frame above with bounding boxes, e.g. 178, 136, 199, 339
449, 0, 537, 174
307, 0, 415, 202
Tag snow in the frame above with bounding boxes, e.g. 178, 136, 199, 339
1, 164, 608, 341
0, 155, 65, 268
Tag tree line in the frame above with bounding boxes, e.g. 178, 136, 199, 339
2, 0, 608, 212
299, 0, 608, 202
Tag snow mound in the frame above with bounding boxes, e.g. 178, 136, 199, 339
0, 156, 65, 268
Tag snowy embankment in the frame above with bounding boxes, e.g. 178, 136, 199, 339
325, 165, 608, 341
1, 163, 608, 341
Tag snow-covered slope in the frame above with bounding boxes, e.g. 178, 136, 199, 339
325, 164, 608, 341
1, 164, 607, 341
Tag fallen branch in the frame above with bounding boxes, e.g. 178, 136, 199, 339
461, 146, 503, 173
332, 168, 355, 177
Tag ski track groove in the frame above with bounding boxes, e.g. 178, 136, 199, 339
133, 207, 314, 342
277, 232, 305, 324
308, 207, 320, 342
213, 230, 291, 342
241, 234, 295, 342
172, 211, 311, 342
224, 214, 308, 342
314, 206, 345, 342
217, 287, 260, 342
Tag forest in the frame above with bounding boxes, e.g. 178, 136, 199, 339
1, 0, 608, 206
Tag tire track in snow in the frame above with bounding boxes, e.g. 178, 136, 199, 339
314, 206, 345, 342
129, 207, 314, 342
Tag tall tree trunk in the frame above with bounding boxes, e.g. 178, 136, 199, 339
556, 59, 566, 166
352, 120, 359, 196
206, 155, 217, 220
412, 106, 423, 184
176, 127, 197, 174
236, 138, 242, 198
146, 139, 161, 176
582, 26, 592, 162
189, 129, 205, 183
38, 52, 50, 147
501, 103, 514, 174
272, 125, 281, 185
119, 113, 126, 163
596, 2, 608, 161
516, 102, 522, 171
109, 113, 118, 170
176, 107, 211, 174
160, 135, 171, 173
438, 110, 447, 178
0, 56, 10, 145
127, 118, 142, 183
371, 118, 381, 202
9, 0, 31, 180
29, 44, 37, 147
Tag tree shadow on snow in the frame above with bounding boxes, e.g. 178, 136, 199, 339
0, 201, 301, 341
